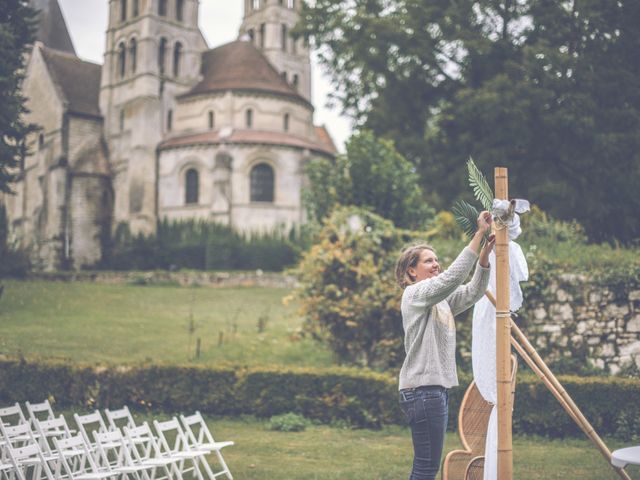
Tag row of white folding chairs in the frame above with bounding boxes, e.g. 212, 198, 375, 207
0, 401, 233, 480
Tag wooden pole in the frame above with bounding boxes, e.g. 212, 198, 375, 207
494, 167, 513, 479
484, 292, 632, 480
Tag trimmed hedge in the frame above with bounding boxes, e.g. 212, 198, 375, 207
1, 358, 638, 438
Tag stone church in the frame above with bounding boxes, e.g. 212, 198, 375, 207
2, 0, 336, 270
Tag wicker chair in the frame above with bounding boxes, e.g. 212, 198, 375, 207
442, 356, 518, 480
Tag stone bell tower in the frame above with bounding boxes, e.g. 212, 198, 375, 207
99, 0, 207, 234
239, 0, 312, 102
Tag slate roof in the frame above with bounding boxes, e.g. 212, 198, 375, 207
41, 46, 102, 118
29, 0, 76, 55
182, 40, 311, 108
160, 129, 335, 156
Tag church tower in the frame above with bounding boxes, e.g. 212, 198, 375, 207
239, 0, 312, 102
99, 0, 207, 234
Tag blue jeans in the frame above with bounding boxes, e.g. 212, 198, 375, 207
399, 385, 449, 480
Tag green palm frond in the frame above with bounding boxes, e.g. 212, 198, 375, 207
467, 157, 494, 210
452, 200, 479, 239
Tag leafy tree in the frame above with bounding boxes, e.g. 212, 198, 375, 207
304, 130, 434, 229
295, 205, 408, 369
0, 0, 37, 193
300, 0, 640, 242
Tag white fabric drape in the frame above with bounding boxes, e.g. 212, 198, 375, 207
471, 200, 529, 480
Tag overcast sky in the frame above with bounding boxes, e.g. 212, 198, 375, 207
57, 0, 352, 151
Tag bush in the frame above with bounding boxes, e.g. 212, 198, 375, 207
267, 413, 311, 432
98, 220, 305, 272
1, 358, 639, 438
0, 204, 30, 278
295, 206, 411, 369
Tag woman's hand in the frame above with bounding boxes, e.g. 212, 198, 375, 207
479, 234, 496, 268
468, 211, 493, 254
477, 211, 492, 234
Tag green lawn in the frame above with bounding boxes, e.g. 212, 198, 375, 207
0, 280, 333, 367
169, 415, 640, 479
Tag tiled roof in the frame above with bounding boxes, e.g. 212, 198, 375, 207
29, 0, 76, 55
314, 126, 338, 154
182, 40, 311, 107
41, 46, 102, 118
159, 129, 334, 156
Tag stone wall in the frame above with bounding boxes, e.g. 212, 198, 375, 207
521, 273, 640, 374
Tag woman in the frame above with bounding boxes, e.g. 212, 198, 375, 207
395, 211, 495, 480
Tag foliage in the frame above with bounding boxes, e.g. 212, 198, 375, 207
267, 412, 311, 432
300, 0, 640, 243
295, 206, 411, 369
0, 0, 37, 193
1, 358, 639, 438
0, 204, 30, 278
303, 130, 434, 230
99, 219, 305, 272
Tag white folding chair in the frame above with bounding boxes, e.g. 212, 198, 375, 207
0, 403, 29, 427
0, 420, 36, 448
154, 418, 207, 480
104, 406, 137, 432
123, 422, 178, 480
4, 441, 54, 480
92, 429, 155, 480
179, 412, 233, 480
74, 411, 110, 448
25, 400, 56, 425
33, 415, 78, 462
52, 433, 118, 480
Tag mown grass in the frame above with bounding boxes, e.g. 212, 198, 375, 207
152, 414, 640, 479
0, 280, 333, 367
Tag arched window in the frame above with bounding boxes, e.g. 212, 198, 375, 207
167, 109, 173, 131
38, 133, 44, 150
117, 42, 126, 77
132, 0, 139, 16
281, 71, 287, 82
246, 108, 253, 128
176, 0, 184, 21
292, 36, 297, 54
129, 38, 137, 73
120, 0, 127, 21
119, 109, 125, 131
158, 37, 167, 74
292, 74, 299, 90
283, 113, 289, 132
208, 111, 215, 129
252, 0, 260, 9
260, 23, 266, 48
281, 24, 287, 52
248, 29, 255, 44
250, 163, 274, 202
159, 0, 167, 16
288, 0, 295, 8
185, 168, 199, 204
173, 42, 182, 77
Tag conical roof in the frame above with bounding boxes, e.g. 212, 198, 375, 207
183, 40, 311, 108
29, 0, 76, 55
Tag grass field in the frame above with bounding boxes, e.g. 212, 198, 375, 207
127, 413, 639, 480
0, 280, 333, 367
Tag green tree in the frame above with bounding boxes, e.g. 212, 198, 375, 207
295, 205, 408, 369
0, 0, 37, 193
304, 130, 434, 229
300, 0, 640, 242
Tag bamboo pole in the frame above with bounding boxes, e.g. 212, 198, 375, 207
494, 167, 513, 479
484, 292, 632, 480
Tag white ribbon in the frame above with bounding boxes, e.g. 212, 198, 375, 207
472, 199, 529, 480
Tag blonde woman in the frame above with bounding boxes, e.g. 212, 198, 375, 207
395, 211, 495, 480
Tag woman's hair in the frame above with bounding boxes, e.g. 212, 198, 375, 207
395, 244, 437, 289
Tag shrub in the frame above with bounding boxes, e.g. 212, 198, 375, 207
267, 413, 311, 432
0, 204, 30, 278
0, 359, 639, 437
295, 206, 411, 369
98, 219, 304, 272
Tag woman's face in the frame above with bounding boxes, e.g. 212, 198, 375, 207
408, 248, 440, 283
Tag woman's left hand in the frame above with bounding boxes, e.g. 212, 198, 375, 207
479, 234, 495, 267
